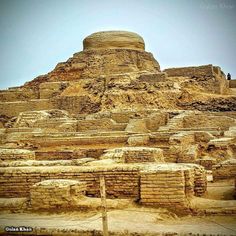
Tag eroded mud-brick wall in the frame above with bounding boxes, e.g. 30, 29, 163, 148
30, 179, 87, 210
164, 65, 229, 94
212, 160, 236, 180
0, 99, 55, 117
0, 166, 140, 199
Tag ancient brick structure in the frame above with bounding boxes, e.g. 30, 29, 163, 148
0, 31, 235, 230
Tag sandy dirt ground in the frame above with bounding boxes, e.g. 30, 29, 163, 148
0, 208, 236, 235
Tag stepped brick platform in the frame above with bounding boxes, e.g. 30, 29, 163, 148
100, 147, 164, 163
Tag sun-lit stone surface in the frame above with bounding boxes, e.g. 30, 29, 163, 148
83, 31, 145, 51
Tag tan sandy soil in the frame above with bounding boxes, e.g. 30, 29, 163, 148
0, 209, 236, 235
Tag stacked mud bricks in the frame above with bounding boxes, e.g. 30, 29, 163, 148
140, 168, 190, 210
0, 166, 140, 199
140, 164, 207, 211
212, 159, 236, 180
0, 148, 35, 161
30, 179, 86, 210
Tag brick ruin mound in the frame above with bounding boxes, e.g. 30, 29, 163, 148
0, 31, 236, 118
0, 30, 236, 235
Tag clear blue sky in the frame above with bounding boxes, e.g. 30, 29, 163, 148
0, 0, 235, 89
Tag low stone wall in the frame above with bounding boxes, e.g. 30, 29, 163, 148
35, 150, 77, 160
183, 115, 236, 130
137, 72, 167, 83
212, 159, 236, 180
212, 66, 229, 94
5, 131, 129, 146
30, 179, 86, 210
177, 145, 199, 163
109, 110, 158, 123
127, 134, 150, 146
0, 129, 6, 144
159, 112, 190, 131
35, 149, 104, 160
169, 132, 199, 164
224, 126, 236, 137
125, 114, 167, 133
164, 64, 229, 94
0, 99, 55, 117
36, 120, 77, 132
13, 110, 77, 132
164, 65, 213, 78
29, 135, 128, 147
196, 158, 216, 170
145, 112, 168, 131
208, 111, 236, 119
3, 130, 37, 144
0, 164, 206, 203
149, 132, 174, 145
184, 164, 207, 197
0, 88, 38, 102
0, 198, 28, 212
0, 148, 35, 161
77, 118, 126, 132
0, 164, 208, 215
0, 165, 140, 199
39, 81, 68, 99
169, 132, 195, 146
14, 111, 49, 128
110, 111, 137, 123
101, 147, 164, 163
52, 95, 100, 114
90, 110, 168, 125
107, 111, 135, 123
